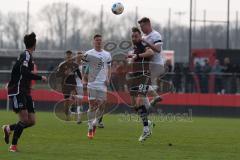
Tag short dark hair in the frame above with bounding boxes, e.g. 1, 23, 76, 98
24, 32, 36, 49
132, 27, 141, 34
93, 34, 102, 39
77, 51, 83, 55
65, 50, 72, 55
138, 17, 150, 24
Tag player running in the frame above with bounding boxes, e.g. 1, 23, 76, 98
138, 17, 165, 107
56, 50, 82, 121
127, 27, 155, 142
2, 32, 47, 152
83, 34, 112, 139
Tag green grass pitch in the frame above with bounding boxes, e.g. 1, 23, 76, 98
0, 110, 240, 160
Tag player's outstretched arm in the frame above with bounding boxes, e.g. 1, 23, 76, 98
21, 65, 42, 80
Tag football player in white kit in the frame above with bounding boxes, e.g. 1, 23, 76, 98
83, 34, 112, 139
138, 17, 165, 107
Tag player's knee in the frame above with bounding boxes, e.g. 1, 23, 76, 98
29, 120, 36, 126
20, 117, 29, 124
136, 95, 145, 106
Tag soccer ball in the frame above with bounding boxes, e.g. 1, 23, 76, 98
111, 2, 124, 15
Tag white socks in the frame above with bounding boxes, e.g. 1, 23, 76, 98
77, 106, 82, 121
87, 110, 95, 130
144, 126, 150, 132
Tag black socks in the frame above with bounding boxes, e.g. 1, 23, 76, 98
9, 124, 17, 131
12, 121, 27, 145
136, 105, 148, 126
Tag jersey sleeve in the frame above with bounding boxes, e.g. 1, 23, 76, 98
153, 32, 163, 45
107, 52, 112, 66
20, 53, 42, 80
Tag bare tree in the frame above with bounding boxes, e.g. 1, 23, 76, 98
102, 12, 135, 41
1, 4, 239, 63
39, 3, 66, 49
4, 12, 26, 49
0, 12, 3, 48
67, 6, 98, 50
39, 3, 100, 50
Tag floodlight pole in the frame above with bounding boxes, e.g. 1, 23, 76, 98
100, 4, 104, 35
226, 0, 230, 49
190, 0, 231, 50
26, 0, 30, 34
64, 3, 68, 49
135, 6, 138, 26
203, 10, 207, 47
189, 0, 193, 64
168, 8, 172, 49
235, 11, 239, 48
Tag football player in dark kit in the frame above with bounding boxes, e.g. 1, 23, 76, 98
56, 50, 82, 121
2, 32, 47, 152
127, 27, 155, 142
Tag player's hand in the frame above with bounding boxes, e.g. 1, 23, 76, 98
41, 76, 47, 82
127, 51, 135, 59
127, 53, 134, 58
132, 54, 138, 60
105, 79, 110, 86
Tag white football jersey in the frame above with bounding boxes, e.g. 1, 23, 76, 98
85, 49, 112, 84
142, 30, 165, 65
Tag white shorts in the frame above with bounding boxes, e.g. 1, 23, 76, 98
150, 63, 165, 86
88, 82, 107, 101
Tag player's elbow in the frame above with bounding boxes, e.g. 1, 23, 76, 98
154, 47, 161, 53
146, 49, 154, 57
154, 44, 162, 53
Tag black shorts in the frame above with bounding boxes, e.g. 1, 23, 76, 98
9, 93, 35, 113
126, 71, 150, 96
62, 84, 76, 99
